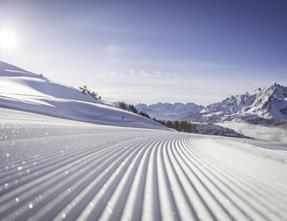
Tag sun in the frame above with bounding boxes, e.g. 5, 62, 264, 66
0, 28, 18, 50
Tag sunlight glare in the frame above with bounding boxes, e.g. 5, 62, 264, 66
0, 28, 18, 50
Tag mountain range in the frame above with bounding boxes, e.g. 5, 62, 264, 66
185, 82, 287, 125
135, 102, 203, 120
137, 83, 287, 125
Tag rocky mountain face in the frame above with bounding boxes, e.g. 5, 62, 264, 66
185, 83, 287, 124
136, 102, 203, 120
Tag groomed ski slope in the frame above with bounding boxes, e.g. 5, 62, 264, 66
1, 108, 287, 221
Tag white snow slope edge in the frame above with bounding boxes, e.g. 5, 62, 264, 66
0, 108, 287, 221
0, 61, 166, 130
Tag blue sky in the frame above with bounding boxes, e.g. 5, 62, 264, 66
0, 0, 286, 104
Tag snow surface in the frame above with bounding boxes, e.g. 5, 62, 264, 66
0, 61, 166, 130
1, 108, 287, 221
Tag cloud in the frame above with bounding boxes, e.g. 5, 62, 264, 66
219, 121, 287, 144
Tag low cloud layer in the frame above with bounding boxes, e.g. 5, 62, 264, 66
218, 121, 287, 144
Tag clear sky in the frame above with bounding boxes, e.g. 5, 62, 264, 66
0, 0, 286, 105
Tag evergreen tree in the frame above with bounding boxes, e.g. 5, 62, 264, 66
79, 85, 101, 100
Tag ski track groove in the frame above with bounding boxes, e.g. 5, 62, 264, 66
184, 142, 286, 218
188, 139, 287, 199
182, 139, 286, 220
1, 130, 287, 221
0, 138, 138, 207
186, 139, 287, 211
177, 138, 256, 220
179, 140, 265, 220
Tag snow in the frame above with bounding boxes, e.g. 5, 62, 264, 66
0, 108, 287, 220
244, 82, 287, 120
1, 61, 287, 220
0, 61, 166, 130
187, 82, 287, 123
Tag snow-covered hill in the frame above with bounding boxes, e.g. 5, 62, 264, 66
185, 83, 287, 123
136, 102, 203, 120
0, 61, 166, 130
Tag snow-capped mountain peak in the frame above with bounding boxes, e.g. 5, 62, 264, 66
245, 82, 287, 119
200, 93, 254, 116
186, 82, 287, 123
